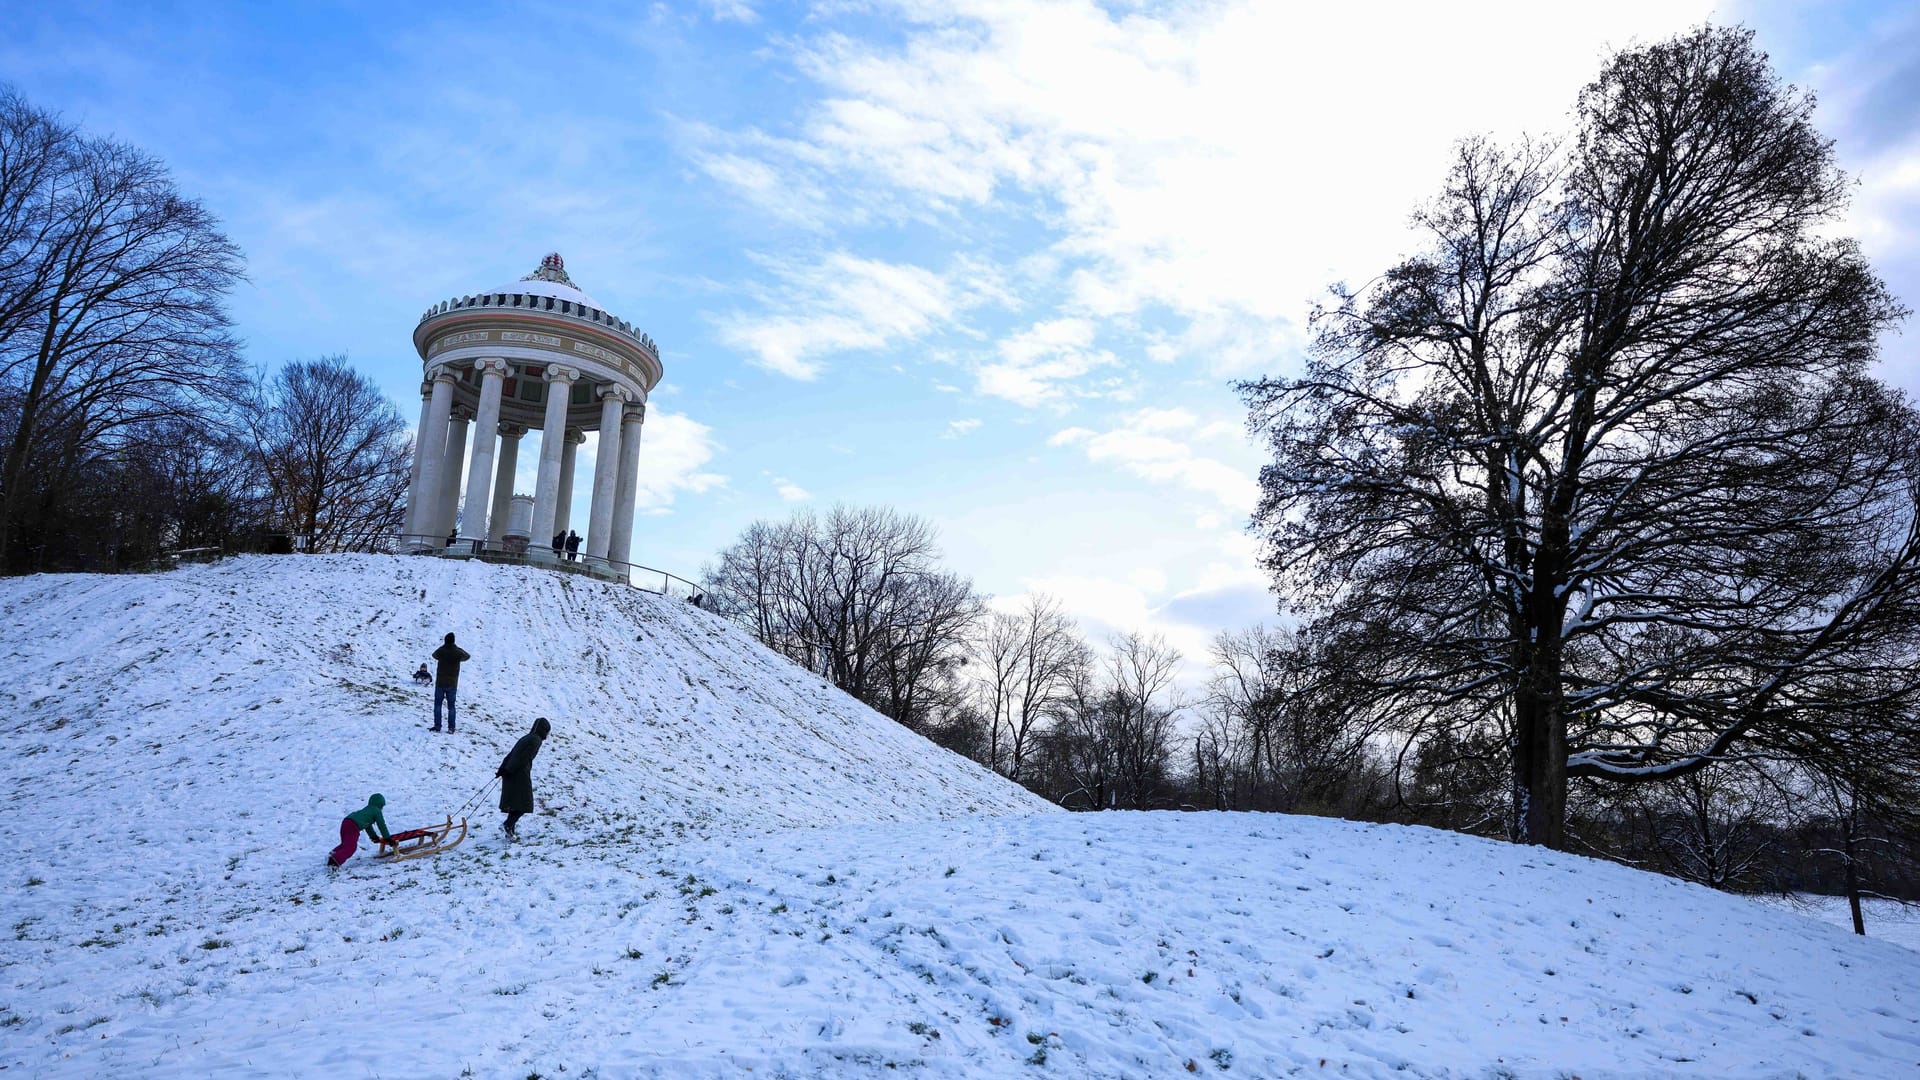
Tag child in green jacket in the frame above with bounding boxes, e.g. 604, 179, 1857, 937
327, 793, 391, 867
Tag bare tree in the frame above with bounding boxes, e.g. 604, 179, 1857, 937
1241, 27, 1920, 849
1104, 631, 1182, 809
249, 356, 411, 553
1637, 767, 1779, 892
871, 567, 980, 731
701, 504, 984, 727
971, 593, 1090, 781
0, 87, 247, 570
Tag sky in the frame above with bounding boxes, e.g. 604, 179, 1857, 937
4, 0, 1917, 684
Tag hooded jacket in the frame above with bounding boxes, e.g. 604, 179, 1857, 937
498, 717, 550, 814
346, 794, 390, 841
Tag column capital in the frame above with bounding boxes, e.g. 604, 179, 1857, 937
474, 357, 512, 377
564, 427, 589, 445
622, 402, 647, 424
498, 421, 529, 439
419, 381, 434, 399
596, 383, 630, 403
449, 405, 476, 423
544, 364, 582, 384
426, 363, 460, 384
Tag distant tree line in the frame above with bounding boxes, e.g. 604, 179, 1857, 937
0, 87, 410, 573
703, 499, 1920, 928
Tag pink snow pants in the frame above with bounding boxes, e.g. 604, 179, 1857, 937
329, 817, 360, 866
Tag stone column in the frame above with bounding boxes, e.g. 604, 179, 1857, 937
556, 429, 585, 536
435, 406, 472, 542
586, 386, 628, 560
530, 365, 579, 549
460, 358, 511, 544
608, 402, 646, 565
413, 369, 457, 544
401, 381, 433, 541
489, 422, 527, 545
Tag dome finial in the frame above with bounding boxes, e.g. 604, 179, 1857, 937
522, 253, 576, 287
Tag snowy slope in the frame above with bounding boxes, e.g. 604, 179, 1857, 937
0, 553, 1053, 844
4, 557, 1920, 1078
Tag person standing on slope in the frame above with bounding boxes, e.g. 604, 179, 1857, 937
430, 632, 470, 733
497, 717, 550, 840
327, 793, 391, 868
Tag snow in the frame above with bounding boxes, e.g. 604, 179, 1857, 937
482, 277, 609, 312
5, 555, 1920, 1078
1750, 894, 1920, 953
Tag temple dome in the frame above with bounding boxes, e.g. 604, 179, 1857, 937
483, 252, 607, 311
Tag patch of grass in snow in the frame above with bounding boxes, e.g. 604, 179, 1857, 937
651, 971, 672, 988
624, 947, 643, 960
492, 984, 527, 996
1142, 971, 1159, 984
54, 1016, 109, 1036
770, 903, 788, 914
25, 876, 43, 887
200, 938, 230, 950
1210, 1047, 1233, 1069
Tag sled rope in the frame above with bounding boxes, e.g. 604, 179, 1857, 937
456, 775, 500, 818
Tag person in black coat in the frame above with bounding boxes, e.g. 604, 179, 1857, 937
497, 716, 550, 839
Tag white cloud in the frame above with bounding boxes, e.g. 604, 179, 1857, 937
974, 317, 1119, 406
709, 0, 1718, 374
769, 475, 811, 502
631, 408, 726, 512
944, 418, 983, 438
1050, 408, 1260, 512
714, 252, 969, 379
703, 0, 757, 24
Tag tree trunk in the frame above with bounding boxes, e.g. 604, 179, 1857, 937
1844, 815, 1866, 936
1513, 650, 1567, 848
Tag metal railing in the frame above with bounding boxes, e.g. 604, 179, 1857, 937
394, 533, 701, 599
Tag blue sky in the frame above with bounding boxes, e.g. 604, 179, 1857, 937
6, 0, 1917, 678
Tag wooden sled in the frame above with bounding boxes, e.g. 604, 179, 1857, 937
373, 816, 467, 862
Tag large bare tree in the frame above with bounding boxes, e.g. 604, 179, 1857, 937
249, 356, 411, 553
702, 504, 983, 727
0, 87, 246, 570
1242, 27, 1920, 848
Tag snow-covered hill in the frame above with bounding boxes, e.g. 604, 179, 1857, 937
3, 556, 1918, 1078
0, 554, 1053, 843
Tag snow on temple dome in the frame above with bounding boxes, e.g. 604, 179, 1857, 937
484, 252, 608, 312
